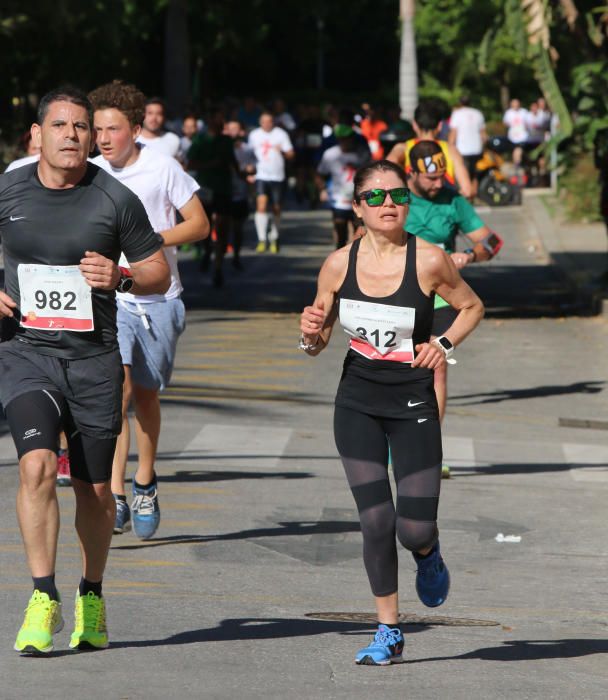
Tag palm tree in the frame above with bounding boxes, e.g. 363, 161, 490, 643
399, 0, 418, 121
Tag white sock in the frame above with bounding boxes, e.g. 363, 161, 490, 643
254, 212, 269, 242
268, 220, 279, 242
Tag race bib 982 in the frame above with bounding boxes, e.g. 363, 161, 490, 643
18, 264, 94, 332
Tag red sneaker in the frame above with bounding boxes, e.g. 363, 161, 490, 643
56, 449, 71, 487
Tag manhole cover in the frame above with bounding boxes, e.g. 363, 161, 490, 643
305, 612, 499, 627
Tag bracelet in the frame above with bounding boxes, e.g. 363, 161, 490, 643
298, 334, 319, 351
464, 248, 477, 262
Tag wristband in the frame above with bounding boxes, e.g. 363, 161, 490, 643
298, 334, 319, 351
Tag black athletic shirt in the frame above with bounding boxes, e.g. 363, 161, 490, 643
334, 235, 438, 419
0, 162, 161, 358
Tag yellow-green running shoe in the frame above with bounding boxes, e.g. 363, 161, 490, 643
69, 591, 109, 650
255, 241, 266, 253
14, 590, 64, 654
441, 464, 451, 479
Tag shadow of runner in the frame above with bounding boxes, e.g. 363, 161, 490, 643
450, 380, 605, 406
111, 518, 360, 551
109, 617, 429, 649
409, 638, 608, 663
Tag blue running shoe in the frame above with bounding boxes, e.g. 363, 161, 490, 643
131, 479, 160, 540
113, 495, 131, 535
413, 541, 450, 607
355, 624, 405, 666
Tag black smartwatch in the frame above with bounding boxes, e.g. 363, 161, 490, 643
115, 267, 134, 294
432, 335, 454, 358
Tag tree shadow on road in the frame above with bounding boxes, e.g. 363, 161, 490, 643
455, 461, 607, 476
450, 380, 605, 406
410, 638, 608, 663
154, 468, 313, 483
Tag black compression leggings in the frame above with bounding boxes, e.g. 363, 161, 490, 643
334, 405, 443, 597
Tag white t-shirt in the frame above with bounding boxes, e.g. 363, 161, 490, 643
92, 146, 199, 303
449, 107, 485, 156
503, 108, 529, 144
4, 154, 40, 172
137, 131, 182, 160
317, 145, 369, 210
248, 126, 293, 181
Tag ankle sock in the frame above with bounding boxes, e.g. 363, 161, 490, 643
33, 574, 59, 601
79, 577, 102, 598
134, 473, 157, 491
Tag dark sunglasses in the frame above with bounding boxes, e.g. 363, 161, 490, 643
357, 187, 411, 206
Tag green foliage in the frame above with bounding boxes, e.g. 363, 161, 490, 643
558, 152, 602, 222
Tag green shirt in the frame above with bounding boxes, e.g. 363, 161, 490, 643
188, 133, 234, 196
406, 188, 484, 309
406, 188, 483, 254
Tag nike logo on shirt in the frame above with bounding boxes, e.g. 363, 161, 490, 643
10, 216, 26, 221
418, 418, 428, 423
408, 400, 425, 407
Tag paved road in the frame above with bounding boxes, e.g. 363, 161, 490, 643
1, 204, 607, 699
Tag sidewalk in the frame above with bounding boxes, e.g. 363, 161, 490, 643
523, 189, 608, 314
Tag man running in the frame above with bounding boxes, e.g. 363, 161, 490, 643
406, 140, 501, 476
137, 97, 182, 161
387, 99, 472, 199
0, 85, 170, 654
448, 95, 487, 199
89, 80, 209, 539
248, 111, 294, 253
316, 124, 370, 248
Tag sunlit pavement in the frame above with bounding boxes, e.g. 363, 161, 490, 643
1, 204, 607, 699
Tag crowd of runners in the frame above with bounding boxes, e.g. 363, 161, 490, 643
1, 83, 511, 661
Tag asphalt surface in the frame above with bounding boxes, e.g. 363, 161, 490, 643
1, 202, 607, 699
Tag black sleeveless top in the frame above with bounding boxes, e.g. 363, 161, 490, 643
334, 235, 438, 419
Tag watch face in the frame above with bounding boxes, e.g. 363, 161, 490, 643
438, 336, 453, 351
119, 277, 134, 293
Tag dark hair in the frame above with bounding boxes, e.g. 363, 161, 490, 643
353, 160, 408, 200
459, 94, 471, 107
413, 98, 450, 131
145, 96, 166, 114
37, 85, 93, 127
88, 80, 146, 127
409, 140, 443, 173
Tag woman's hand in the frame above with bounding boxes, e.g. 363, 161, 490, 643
300, 299, 326, 344
412, 342, 446, 370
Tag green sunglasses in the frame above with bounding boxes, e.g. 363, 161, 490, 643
358, 187, 411, 206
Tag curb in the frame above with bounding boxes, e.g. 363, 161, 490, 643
522, 190, 608, 316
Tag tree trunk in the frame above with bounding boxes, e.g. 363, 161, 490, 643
163, 0, 190, 117
399, 0, 418, 121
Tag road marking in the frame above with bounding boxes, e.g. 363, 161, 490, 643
563, 443, 608, 482
443, 436, 476, 469
183, 423, 292, 471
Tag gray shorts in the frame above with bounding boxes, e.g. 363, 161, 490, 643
117, 298, 186, 391
0, 339, 124, 439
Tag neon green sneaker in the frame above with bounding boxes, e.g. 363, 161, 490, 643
441, 464, 451, 479
269, 241, 279, 254
69, 591, 109, 650
14, 590, 64, 654
255, 241, 266, 253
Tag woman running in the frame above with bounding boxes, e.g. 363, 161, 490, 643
299, 159, 484, 665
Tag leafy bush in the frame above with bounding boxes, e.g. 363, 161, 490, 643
558, 152, 602, 223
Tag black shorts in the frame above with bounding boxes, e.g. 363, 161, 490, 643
255, 179, 285, 206
207, 193, 233, 217
230, 199, 249, 220
462, 154, 482, 181
0, 339, 124, 440
431, 305, 458, 337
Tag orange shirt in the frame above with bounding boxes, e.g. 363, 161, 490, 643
361, 118, 388, 160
